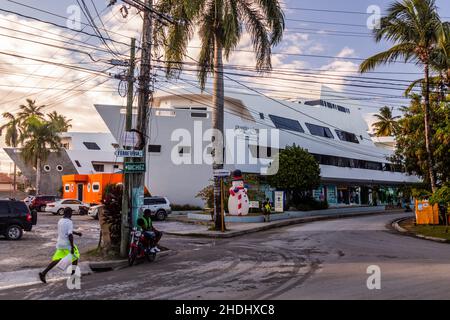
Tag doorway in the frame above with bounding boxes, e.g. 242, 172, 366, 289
77, 184, 84, 202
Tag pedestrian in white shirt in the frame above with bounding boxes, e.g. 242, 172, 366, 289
39, 207, 82, 283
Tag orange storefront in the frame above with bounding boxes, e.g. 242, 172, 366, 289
62, 173, 123, 204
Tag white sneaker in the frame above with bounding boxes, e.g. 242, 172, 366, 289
154, 247, 161, 252
149, 247, 157, 253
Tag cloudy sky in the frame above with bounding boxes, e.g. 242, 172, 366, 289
0, 0, 449, 172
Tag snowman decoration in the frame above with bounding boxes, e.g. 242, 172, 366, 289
228, 170, 250, 216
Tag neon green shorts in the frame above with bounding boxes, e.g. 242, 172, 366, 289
52, 246, 80, 262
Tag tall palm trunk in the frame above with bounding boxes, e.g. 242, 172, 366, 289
423, 62, 437, 192
12, 141, 17, 194
212, 32, 225, 231
13, 164, 17, 193
35, 157, 41, 195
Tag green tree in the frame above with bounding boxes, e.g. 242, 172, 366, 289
17, 99, 45, 122
404, 21, 450, 98
393, 94, 450, 186
47, 111, 72, 132
267, 145, 321, 206
154, 0, 285, 230
0, 112, 22, 192
359, 0, 443, 192
20, 116, 62, 195
372, 106, 400, 137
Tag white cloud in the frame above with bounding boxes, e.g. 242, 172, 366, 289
337, 47, 356, 58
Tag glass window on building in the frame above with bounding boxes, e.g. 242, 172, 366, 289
349, 187, 361, 205
337, 187, 350, 205
326, 185, 337, 205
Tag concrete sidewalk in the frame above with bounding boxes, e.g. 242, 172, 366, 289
157, 208, 407, 238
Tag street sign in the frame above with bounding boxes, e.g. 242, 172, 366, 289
213, 169, 231, 177
124, 162, 146, 173
249, 201, 259, 209
115, 150, 143, 158
274, 191, 284, 213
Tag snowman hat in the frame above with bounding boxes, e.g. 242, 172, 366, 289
232, 169, 243, 181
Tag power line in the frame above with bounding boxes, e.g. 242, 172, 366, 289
0, 24, 125, 58
185, 45, 417, 64
0, 7, 131, 47
282, 5, 450, 19
153, 59, 417, 83
77, 0, 122, 58
5, 0, 136, 43
0, 51, 111, 76
152, 61, 418, 91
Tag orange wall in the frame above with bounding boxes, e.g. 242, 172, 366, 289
415, 199, 439, 225
62, 173, 123, 204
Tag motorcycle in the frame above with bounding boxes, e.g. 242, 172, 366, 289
128, 227, 156, 266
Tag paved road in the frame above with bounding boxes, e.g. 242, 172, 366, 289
1, 212, 450, 300
0, 212, 99, 272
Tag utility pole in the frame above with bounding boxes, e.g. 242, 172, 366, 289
120, 37, 136, 258
131, 0, 153, 226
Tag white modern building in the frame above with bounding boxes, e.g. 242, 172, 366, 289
95, 86, 420, 208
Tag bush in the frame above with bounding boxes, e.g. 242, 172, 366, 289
171, 204, 202, 211
295, 196, 329, 211
101, 184, 123, 247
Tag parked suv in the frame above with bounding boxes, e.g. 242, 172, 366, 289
141, 197, 171, 221
0, 199, 37, 240
30, 195, 58, 212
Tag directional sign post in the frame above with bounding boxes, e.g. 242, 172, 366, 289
115, 150, 144, 158
213, 169, 231, 177
124, 162, 146, 173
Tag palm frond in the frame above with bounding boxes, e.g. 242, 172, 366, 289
359, 42, 416, 73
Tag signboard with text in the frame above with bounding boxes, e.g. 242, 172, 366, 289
115, 150, 143, 158
124, 162, 146, 173
274, 191, 284, 213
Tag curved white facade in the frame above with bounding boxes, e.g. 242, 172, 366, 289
95, 88, 419, 207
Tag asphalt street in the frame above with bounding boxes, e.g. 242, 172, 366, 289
1, 212, 449, 300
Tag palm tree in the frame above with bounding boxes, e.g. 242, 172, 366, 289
47, 111, 72, 133
372, 106, 400, 137
359, 0, 443, 192
20, 116, 61, 195
404, 21, 450, 98
17, 99, 45, 123
0, 112, 22, 193
154, 0, 285, 230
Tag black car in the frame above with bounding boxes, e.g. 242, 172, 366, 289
0, 199, 37, 240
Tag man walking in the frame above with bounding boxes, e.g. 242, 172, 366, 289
39, 207, 82, 283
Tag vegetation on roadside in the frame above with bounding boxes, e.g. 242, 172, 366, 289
101, 183, 123, 251
170, 204, 203, 211
267, 145, 321, 209
400, 218, 450, 241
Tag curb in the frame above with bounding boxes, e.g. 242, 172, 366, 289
165, 210, 406, 239
89, 249, 173, 271
391, 217, 450, 244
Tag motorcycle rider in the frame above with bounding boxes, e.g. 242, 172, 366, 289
136, 209, 162, 253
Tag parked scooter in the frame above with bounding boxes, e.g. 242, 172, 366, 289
128, 227, 156, 266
